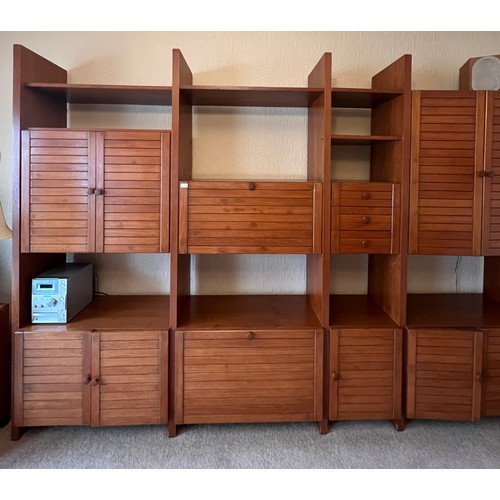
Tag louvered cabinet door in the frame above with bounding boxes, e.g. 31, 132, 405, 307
99, 131, 170, 253
409, 91, 485, 256
93, 331, 168, 426
13, 331, 91, 427
179, 181, 322, 254
21, 130, 95, 253
482, 93, 500, 255
329, 329, 402, 421
406, 329, 483, 421
483, 329, 500, 417
175, 330, 323, 424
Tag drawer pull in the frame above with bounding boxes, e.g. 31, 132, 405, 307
362, 240, 370, 248
361, 192, 371, 200
248, 182, 256, 191
475, 374, 483, 383
90, 377, 99, 386
247, 332, 255, 340
362, 216, 371, 224
87, 188, 95, 195
95, 189, 104, 196
82, 375, 92, 385
332, 372, 340, 381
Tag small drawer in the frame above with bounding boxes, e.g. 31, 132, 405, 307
336, 235, 393, 254
339, 214, 392, 231
332, 182, 395, 208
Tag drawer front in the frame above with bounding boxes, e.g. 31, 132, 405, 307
406, 329, 483, 421
14, 331, 90, 427
96, 331, 168, 426
330, 328, 402, 421
180, 181, 322, 254
331, 183, 399, 254
483, 329, 500, 417
175, 330, 323, 424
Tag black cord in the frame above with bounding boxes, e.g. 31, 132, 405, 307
93, 272, 108, 296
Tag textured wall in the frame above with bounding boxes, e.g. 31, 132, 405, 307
1, 31, 499, 301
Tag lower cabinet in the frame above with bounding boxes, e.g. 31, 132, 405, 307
483, 329, 500, 417
329, 328, 403, 421
13, 330, 168, 428
174, 329, 323, 424
406, 329, 483, 421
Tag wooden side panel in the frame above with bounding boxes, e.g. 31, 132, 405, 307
185, 181, 320, 254
19, 331, 90, 427
483, 329, 500, 417
406, 329, 481, 421
331, 182, 398, 254
102, 131, 170, 253
97, 330, 167, 426
409, 91, 484, 256
330, 328, 401, 421
23, 129, 94, 253
177, 330, 322, 424
482, 93, 500, 255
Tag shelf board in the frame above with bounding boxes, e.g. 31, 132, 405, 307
332, 88, 403, 108
21, 295, 170, 332
25, 83, 173, 106
407, 293, 500, 328
178, 295, 322, 330
330, 294, 399, 328
331, 134, 401, 145
181, 85, 323, 107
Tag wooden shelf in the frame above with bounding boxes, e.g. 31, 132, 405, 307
21, 295, 170, 332
407, 293, 500, 328
25, 83, 173, 105
331, 134, 401, 145
332, 88, 403, 108
181, 85, 323, 107
330, 294, 399, 328
177, 295, 322, 330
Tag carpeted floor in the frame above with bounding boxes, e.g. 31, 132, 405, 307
0, 419, 499, 468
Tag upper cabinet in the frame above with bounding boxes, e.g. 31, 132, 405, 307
21, 129, 170, 254
409, 90, 500, 256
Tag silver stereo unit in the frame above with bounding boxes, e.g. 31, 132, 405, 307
32, 263, 93, 324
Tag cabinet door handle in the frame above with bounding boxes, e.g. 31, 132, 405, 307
248, 182, 256, 191
90, 377, 99, 386
82, 375, 92, 385
95, 189, 104, 196
247, 331, 255, 340
87, 188, 96, 195
361, 192, 371, 200
477, 171, 494, 178
362, 216, 371, 224
362, 240, 370, 248
332, 372, 339, 381
475, 373, 483, 383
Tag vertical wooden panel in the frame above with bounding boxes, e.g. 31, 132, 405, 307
406, 329, 417, 418
21, 131, 31, 252
88, 131, 97, 253
82, 331, 92, 426
90, 330, 100, 426
329, 328, 339, 420
160, 133, 171, 253
473, 92, 486, 256
160, 330, 169, 424
391, 185, 401, 255
178, 182, 188, 254
313, 329, 324, 420
472, 331, 484, 422
174, 331, 184, 424
392, 328, 403, 420
312, 183, 322, 254
12, 332, 24, 427
408, 92, 421, 254
330, 183, 340, 253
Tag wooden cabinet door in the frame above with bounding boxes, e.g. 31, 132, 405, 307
98, 131, 170, 253
13, 331, 91, 427
179, 181, 322, 254
21, 129, 96, 253
409, 91, 485, 256
92, 330, 168, 426
406, 329, 483, 421
175, 330, 323, 424
481, 93, 500, 255
329, 328, 402, 421
483, 329, 500, 417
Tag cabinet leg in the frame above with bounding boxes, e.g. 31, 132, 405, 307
168, 421, 177, 438
318, 419, 329, 435
11, 424, 25, 441
391, 418, 406, 432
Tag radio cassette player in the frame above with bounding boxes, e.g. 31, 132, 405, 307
32, 263, 93, 324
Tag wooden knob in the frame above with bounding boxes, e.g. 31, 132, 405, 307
248, 182, 256, 191
87, 188, 95, 195
95, 189, 104, 196
362, 240, 370, 248
361, 192, 371, 200
362, 216, 371, 224
90, 377, 99, 386
247, 332, 255, 340
82, 375, 91, 385
487, 171, 495, 178
475, 374, 483, 383
332, 372, 339, 381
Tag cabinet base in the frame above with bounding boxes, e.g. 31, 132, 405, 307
392, 418, 406, 431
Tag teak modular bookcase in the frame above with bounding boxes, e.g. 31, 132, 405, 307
10, 45, 500, 440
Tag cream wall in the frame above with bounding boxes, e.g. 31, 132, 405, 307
1, 31, 499, 301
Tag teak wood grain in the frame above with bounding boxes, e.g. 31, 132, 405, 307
482, 329, 500, 417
